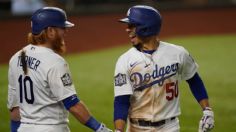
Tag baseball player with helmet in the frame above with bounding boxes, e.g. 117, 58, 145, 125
7, 7, 112, 132
113, 5, 214, 132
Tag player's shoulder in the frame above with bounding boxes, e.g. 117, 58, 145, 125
10, 44, 66, 67
38, 48, 66, 67
161, 41, 184, 50
28, 44, 65, 62
160, 41, 187, 53
116, 47, 138, 62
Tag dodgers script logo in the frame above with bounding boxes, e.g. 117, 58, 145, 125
130, 63, 179, 91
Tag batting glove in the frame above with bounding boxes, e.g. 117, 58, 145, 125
198, 107, 214, 132
96, 123, 113, 132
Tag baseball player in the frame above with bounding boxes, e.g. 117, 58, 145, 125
113, 5, 214, 132
7, 7, 112, 132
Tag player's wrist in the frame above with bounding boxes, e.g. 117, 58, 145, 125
85, 116, 101, 131
10, 120, 21, 132
96, 123, 112, 132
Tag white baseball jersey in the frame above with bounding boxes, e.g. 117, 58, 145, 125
114, 41, 198, 121
8, 44, 77, 124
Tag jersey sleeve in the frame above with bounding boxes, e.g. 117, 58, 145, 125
7, 62, 19, 110
179, 47, 199, 80
48, 60, 77, 101
114, 56, 133, 97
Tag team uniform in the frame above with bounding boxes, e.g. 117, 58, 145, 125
8, 44, 76, 132
114, 5, 214, 132
114, 41, 198, 131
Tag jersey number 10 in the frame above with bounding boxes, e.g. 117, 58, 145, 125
18, 75, 35, 104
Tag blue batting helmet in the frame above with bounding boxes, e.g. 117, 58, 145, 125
119, 5, 162, 37
31, 7, 74, 35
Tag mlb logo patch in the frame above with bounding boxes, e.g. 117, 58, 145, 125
115, 73, 127, 86
61, 73, 72, 86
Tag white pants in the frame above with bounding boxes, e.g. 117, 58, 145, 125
126, 117, 180, 132
18, 123, 70, 132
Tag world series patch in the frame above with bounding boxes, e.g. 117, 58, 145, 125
115, 73, 127, 86
61, 73, 72, 86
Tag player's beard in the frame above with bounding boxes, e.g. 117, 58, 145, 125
131, 35, 143, 51
51, 31, 66, 55
133, 42, 142, 51
132, 38, 143, 51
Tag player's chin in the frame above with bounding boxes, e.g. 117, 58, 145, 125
130, 37, 138, 44
131, 42, 140, 47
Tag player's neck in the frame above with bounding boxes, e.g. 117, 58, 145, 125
141, 38, 160, 51
36, 42, 52, 49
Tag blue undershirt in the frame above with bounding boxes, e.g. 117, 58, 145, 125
62, 94, 80, 110
186, 72, 208, 102
142, 49, 156, 54
114, 95, 131, 121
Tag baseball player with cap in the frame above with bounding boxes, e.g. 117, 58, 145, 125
113, 5, 214, 132
7, 7, 112, 132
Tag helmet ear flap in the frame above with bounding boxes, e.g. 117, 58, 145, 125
136, 26, 146, 37
136, 25, 153, 37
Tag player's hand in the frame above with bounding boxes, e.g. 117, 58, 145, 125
198, 107, 214, 132
96, 123, 113, 132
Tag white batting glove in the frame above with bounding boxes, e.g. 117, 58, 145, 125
96, 123, 113, 132
198, 107, 214, 132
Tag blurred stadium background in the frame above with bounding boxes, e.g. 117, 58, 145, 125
0, 0, 236, 64
1, 0, 236, 15
0, 0, 236, 131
